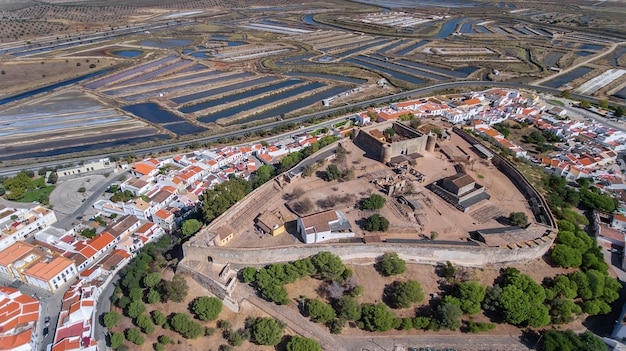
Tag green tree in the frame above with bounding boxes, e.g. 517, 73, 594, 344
164, 274, 188, 302
241, 267, 257, 283
379, 252, 406, 276
456, 281, 487, 315
360, 303, 394, 332
127, 301, 146, 319
136, 314, 155, 334
143, 272, 162, 288
146, 289, 161, 304
363, 194, 386, 210
104, 311, 122, 329
509, 212, 528, 226
336, 295, 362, 321
286, 336, 322, 351
125, 328, 144, 345
388, 280, 424, 309
110, 331, 125, 349
250, 317, 284, 346
169, 313, 204, 339
540, 329, 607, 351
615, 106, 624, 117
181, 219, 202, 238
365, 214, 390, 232
305, 299, 336, 324
151, 310, 167, 326
191, 296, 223, 321
129, 287, 143, 302
551, 244, 583, 268
435, 302, 462, 330
326, 164, 341, 181
311, 251, 345, 280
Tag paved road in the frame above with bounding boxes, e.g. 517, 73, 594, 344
94, 275, 119, 351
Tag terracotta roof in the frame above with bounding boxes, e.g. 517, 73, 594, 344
0, 241, 36, 266
23, 256, 74, 281
154, 209, 173, 220
214, 224, 236, 241
0, 286, 39, 349
88, 232, 115, 252
134, 163, 156, 175
300, 210, 339, 233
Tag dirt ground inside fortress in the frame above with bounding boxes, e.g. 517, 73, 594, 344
224, 130, 533, 248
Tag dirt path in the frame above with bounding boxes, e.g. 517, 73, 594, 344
235, 284, 347, 351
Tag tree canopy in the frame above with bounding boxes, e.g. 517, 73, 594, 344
250, 317, 284, 346
387, 280, 424, 309
360, 303, 394, 332
163, 274, 189, 302
379, 252, 406, 276
363, 193, 386, 210
169, 313, 204, 339
286, 336, 322, 351
181, 219, 202, 238
191, 296, 223, 321
365, 214, 390, 232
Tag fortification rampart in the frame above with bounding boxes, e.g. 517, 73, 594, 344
183, 239, 552, 267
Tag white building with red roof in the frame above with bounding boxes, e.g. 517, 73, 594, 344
0, 286, 40, 351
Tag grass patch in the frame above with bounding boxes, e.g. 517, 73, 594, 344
17, 186, 55, 203
546, 99, 565, 107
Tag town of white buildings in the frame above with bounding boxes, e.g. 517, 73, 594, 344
1, 88, 625, 351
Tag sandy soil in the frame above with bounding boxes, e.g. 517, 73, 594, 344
285, 258, 583, 338
225, 127, 533, 248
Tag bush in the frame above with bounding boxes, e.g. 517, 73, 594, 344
467, 321, 496, 333
158, 335, 172, 345
509, 212, 528, 226
336, 295, 362, 321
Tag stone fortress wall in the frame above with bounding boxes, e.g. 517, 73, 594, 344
183, 239, 551, 268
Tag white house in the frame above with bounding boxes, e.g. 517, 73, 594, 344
296, 210, 354, 244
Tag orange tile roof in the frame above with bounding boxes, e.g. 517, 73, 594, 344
154, 209, 172, 220
51, 338, 80, 351
88, 232, 115, 252
23, 256, 74, 281
614, 214, 626, 222
112, 249, 131, 259
0, 241, 36, 266
464, 98, 481, 105
134, 163, 156, 175
79, 244, 97, 259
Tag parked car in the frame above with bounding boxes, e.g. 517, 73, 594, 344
44, 316, 50, 326
43, 327, 49, 338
